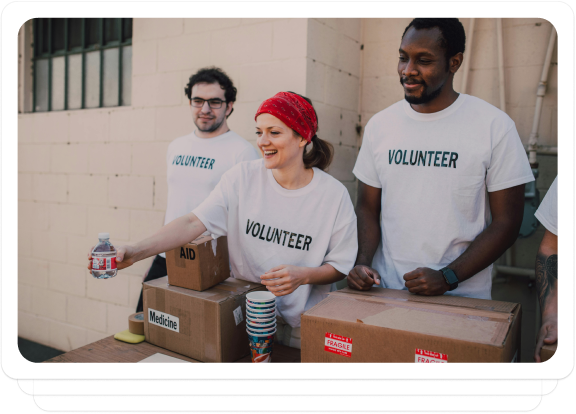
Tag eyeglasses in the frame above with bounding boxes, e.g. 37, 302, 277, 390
191, 98, 226, 109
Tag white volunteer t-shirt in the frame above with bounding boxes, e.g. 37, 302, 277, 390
535, 177, 558, 236
160, 130, 259, 257
353, 94, 534, 299
193, 159, 358, 328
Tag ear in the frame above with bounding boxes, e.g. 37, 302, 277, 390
449, 52, 464, 74
298, 137, 308, 149
225, 101, 234, 117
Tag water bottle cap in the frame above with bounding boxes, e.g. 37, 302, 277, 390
98, 232, 110, 239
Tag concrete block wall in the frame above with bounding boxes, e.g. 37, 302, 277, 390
18, 104, 163, 349
306, 19, 362, 202
465, 18, 557, 147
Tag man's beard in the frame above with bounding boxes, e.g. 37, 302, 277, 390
401, 78, 445, 105
195, 114, 225, 133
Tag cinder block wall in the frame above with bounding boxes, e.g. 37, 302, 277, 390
306, 19, 362, 202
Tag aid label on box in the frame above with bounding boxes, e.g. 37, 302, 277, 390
324, 332, 352, 357
415, 348, 448, 363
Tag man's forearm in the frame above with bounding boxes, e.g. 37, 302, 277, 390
355, 208, 381, 266
448, 220, 519, 283
132, 213, 206, 263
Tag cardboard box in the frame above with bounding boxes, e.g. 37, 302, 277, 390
143, 276, 266, 362
301, 288, 522, 363
165, 235, 230, 291
540, 343, 557, 362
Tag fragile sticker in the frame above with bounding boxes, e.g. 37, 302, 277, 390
415, 348, 448, 363
233, 306, 243, 326
324, 332, 352, 358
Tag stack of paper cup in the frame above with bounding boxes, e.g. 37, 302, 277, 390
245, 291, 276, 363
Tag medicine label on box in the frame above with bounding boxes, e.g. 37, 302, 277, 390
324, 332, 352, 357
415, 348, 448, 363
148, 308, 180, 333
233, 306, 243, 326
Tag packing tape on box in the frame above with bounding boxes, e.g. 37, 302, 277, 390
128, 312, 145, 335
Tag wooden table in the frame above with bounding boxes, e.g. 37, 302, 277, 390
45, 335, 301, 363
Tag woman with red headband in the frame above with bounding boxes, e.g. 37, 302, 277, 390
89, 92, 357, 349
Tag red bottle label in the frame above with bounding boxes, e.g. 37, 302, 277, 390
92, 257, 117, 271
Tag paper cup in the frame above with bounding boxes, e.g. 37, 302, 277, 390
247, 325, 276, 336
247, 317, 276, 327
249, 344, 273, 363
246, 306, 276, 316
246, 311, 276, 322
247, 311, 276, 320
247, 322, 277, 333
247, 331, 275, 363
246, 291, 276, 306
246, 302, 276, 311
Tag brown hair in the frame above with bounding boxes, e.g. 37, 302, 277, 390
287, 92, 334, 171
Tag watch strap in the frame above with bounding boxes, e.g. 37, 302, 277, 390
440, 267, 459, 291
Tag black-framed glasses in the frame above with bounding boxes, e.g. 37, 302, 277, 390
191, 98, 226, 109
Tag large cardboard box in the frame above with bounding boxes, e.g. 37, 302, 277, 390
143, 276, 266, 362
301, 288, 522, 363
540, 343, 557, 362
165, 235, 230, 291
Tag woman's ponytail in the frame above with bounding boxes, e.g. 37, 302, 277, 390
303, 135, 334, 171
283, 91, 334, 171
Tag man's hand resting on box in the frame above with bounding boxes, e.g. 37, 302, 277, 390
403, 267, 449, 296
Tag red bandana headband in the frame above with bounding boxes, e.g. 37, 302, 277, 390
254, 92, 318, 143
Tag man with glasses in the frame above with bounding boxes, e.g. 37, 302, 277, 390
136, 67, 259, 312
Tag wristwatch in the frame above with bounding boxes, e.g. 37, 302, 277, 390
439, 267, 459, 291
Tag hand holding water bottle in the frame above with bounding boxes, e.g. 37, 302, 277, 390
87, 233, 137, 278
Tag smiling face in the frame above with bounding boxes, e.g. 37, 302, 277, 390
256, 113, 307, 170
190, 82, 233, 137
398, 26, 458, 106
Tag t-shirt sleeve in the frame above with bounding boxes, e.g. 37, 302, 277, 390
322, 189, 358, 275
352, 121, 382, 188
235, 144, 260, 164
486, 124, 535, 192
534, 177, 558, 235
192, 172, 233, 237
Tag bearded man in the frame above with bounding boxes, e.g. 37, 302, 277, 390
348, 18, 534, 299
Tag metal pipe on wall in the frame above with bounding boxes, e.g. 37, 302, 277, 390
528, 26, 557, 168
493, 22, 557, 282
460, 18, 475, 94
496, 18, 506, 112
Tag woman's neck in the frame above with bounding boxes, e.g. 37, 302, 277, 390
271, 161, 314, 190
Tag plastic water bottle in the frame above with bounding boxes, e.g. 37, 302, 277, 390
91, 233, 117, 279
